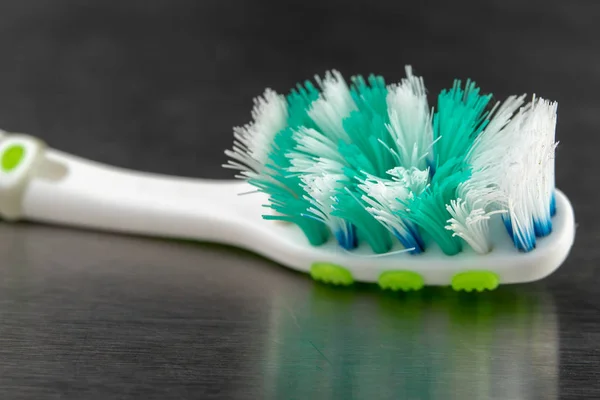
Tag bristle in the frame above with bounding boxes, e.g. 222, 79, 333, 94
445, 198, 503, 254
308, 70, 356, 142
386, 166, 430, 196
342, 111, 394, 177
526, 97, 558, 237
288, 152, 346, 175
386, 66, 433, 171
233, 93, 331, 247
432, 79, 492, 177
350, 74, 389, 118
224, 67, 560, 256
505, 174, 537, 251
346, 74, 394, 176
224, 89, 288, 178
443, 95, 526, 253
338, 140, 387, 179
466, 94, 527, 180
291, 127, 345, 165
473, 95, 558, 251
331, 187, 393, 254
293, 155, 393, 253
287, 81, 321, 129
467, 94, 527, 165
358, 173, 425, 253
300, 173, 357, 250
259, 173, 330, 246
400, 168, 469, 255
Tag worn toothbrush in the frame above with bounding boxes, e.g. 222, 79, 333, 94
0, 66, 575, 292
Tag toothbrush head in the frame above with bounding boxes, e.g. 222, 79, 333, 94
224, 66, 575, 291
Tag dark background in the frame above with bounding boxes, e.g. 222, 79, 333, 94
0, 0, 597, 399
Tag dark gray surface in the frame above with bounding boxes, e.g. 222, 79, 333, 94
0, 1, 598, 399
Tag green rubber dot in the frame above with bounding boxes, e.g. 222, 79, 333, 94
1, 144, 25, 172
451, 271, 499, 292
310, 263, 354, 286
378, 271, 424, 292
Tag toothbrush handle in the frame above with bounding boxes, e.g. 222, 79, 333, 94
0, 133, 260, 243
23, 149, 254, 241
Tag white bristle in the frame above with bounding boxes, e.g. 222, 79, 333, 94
288, 154, 346, 176
300, 172, 352, 242
386, 166, 430, 196
359, 175, 412, 211
291, 127, 346, 164
504, 97, 557, 234
462, 94, 558, 251
523, 97, 558, 230
467, 94, 527, 171
505, 172, 537, 250
357, 174, 424, 251
385, 66, 433, 170
224, 89, 288, 178
445, 94, 527, 253
445, 198, 503, 254
359, 176, 410, 231
308, 70, 356, 142
457, 168, 507, 210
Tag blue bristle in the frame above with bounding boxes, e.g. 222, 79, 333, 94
515, 232, 536, 252
503, 215, 536, 252
334, 223, 358, 250
407, 222, 426, 252
392, 223, 425, 255
550, 192, 557, 217
533, 191, 555, 237
533, 218, 552, 237
502, 215, 513, 237
427, 160, 436, 177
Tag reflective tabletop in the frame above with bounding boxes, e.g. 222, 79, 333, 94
0, 220, 595, 399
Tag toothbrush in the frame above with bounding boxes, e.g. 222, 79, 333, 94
0, 66, 575, 292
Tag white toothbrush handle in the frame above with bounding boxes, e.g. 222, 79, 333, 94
0, 133, 257, 243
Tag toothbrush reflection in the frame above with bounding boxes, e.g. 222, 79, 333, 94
262, 285, 558, 399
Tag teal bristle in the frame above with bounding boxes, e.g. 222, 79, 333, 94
259, 177, 330, 246
331, 186, 393, 254
399, 160, 471, 255
225, 66, 559, 256
350, 74, 389, 119
254, 85, 332, 246
253, 129, 330, 246
432, 79, 492, 176
258, 80, 336, 246
287, 81, 321, 129
337, 141, 378, 178
343, 113, 396, 177
343, 74, 398, 177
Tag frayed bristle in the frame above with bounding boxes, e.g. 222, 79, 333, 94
225, 66, 559, 255
386, 66, 434, 171
470, 95, 558, 251
299, 172, 358, 250
224, 89, 288, 178
358, 172, 425, 254
290, 127, 344, 165
309, 70, 356, 142
445, 198, 504, 254
400, 167, 469, 255
386, 166, 430, 195
432, 79, 493, 183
